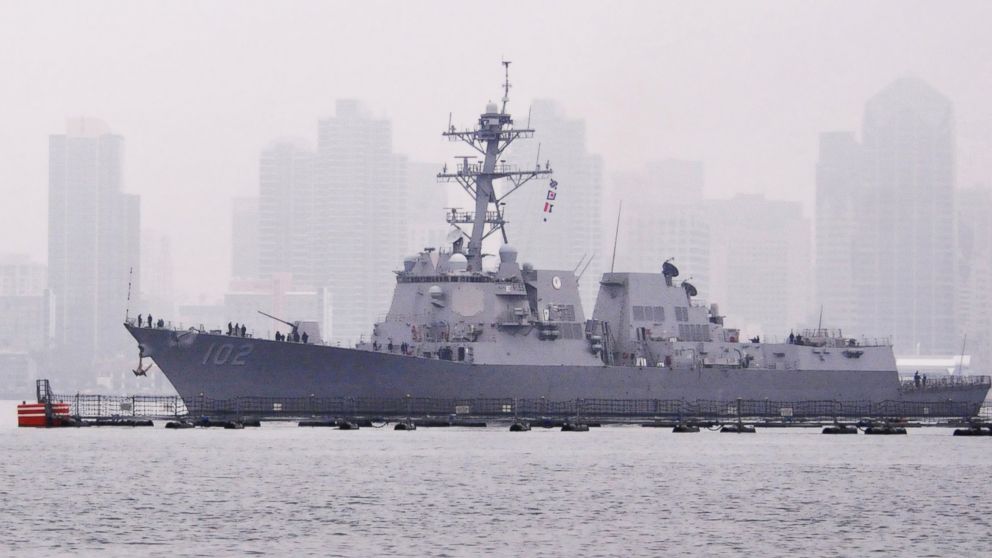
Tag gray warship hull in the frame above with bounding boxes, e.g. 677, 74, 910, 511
125, 68, 991, 417
127, 325, 990, 413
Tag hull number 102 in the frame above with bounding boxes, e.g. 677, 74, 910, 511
202, 343, 253, 366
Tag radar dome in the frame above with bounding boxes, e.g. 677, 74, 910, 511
485, 102, 499, 114
448, 253, 468, 272
429, 285, 443, 299
498, 244, 518, 263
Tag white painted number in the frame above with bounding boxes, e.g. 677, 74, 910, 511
202, 343, 254, 366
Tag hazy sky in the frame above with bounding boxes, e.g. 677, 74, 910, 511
2, 0, 991, 299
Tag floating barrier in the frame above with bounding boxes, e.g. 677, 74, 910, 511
14, 379, 992, 433
298, 419, 338, 427
414, 419, 488, 428
561, 422, 589, 432
509, 421, 531, 431
720, 424, 756, 433
165, 420, 194, 429
338, 421, 360, 430
864, 424, 907, 435
394, 420, 416, 431
195, 418, 256, 429
672, 424, 700, 433
952, 426, 992, 436
17, 401, 71, 427
822, 424, 858, 434
89, 418, 154, 427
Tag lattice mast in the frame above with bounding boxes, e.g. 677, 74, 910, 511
438, 61, 553, 271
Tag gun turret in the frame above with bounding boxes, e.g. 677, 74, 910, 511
257, 310, 298, 333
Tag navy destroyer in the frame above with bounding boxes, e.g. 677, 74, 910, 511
126, 65, 990, 414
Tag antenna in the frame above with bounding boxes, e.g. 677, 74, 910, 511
610, 201, 622, 273
501, 60, 512, 113
957, 334, 967, 375
535, 143, 542, 170
578, 253, 596, 282
527, 105, 532, 129
124, 266, 133, 321
817, 305, 823, 334
437, 63, 551, 270
573, 253, 588, 274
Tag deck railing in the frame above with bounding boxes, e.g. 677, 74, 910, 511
898, 375, 991, 392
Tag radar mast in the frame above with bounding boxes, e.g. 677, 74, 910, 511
437, 62, 553, 271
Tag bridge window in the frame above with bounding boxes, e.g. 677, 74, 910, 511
633, 306, 645, 321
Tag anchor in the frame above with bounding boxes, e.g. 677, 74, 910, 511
132, 346, 151, 377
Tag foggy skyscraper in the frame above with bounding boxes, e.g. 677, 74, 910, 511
257, 140, 316, 286
613, 160, 710, 296
504, 100, 603, 309
0, 255, 51, 396
48, 118, 139, 384
861, 78, 956, 354
955, 186, 992, 370
231, 196, 259, 280
707, 194, 811, 338
140, 230, 175, 318
815, 78, 957, 354
815, 131, 865, 334
405, 161, 448, 256
0, 253, 47, 296
315, 100, 407, 342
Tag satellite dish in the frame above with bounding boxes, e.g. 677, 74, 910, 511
662, 261, 680, 278
682, 282, 698, 298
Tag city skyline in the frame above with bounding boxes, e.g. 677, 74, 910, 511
2, 2, 992, 301
0, 2, 991, 392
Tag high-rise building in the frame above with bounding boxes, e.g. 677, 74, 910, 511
815, 79, 957, 354
231, 197, 259, 280
955, 186, 992, 370
707, 194, 812, 339
257, 140, 315, 285
141, 230, 175, 317
504, 100, 603, 309
48, 118, 140, 386
314, 100, 407, 342
860, 78, 956, 354
612, 160, 709, 295
0, 254, 51, 397
815, 131, 865, 334
406, 161, 448, 256
0, 253, 47, 296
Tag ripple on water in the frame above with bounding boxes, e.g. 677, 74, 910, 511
1, 415, 991, 557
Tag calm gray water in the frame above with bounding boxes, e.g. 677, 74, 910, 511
1, 400, 990, 557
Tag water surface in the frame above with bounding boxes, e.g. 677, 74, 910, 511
1, 401, 989, 557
